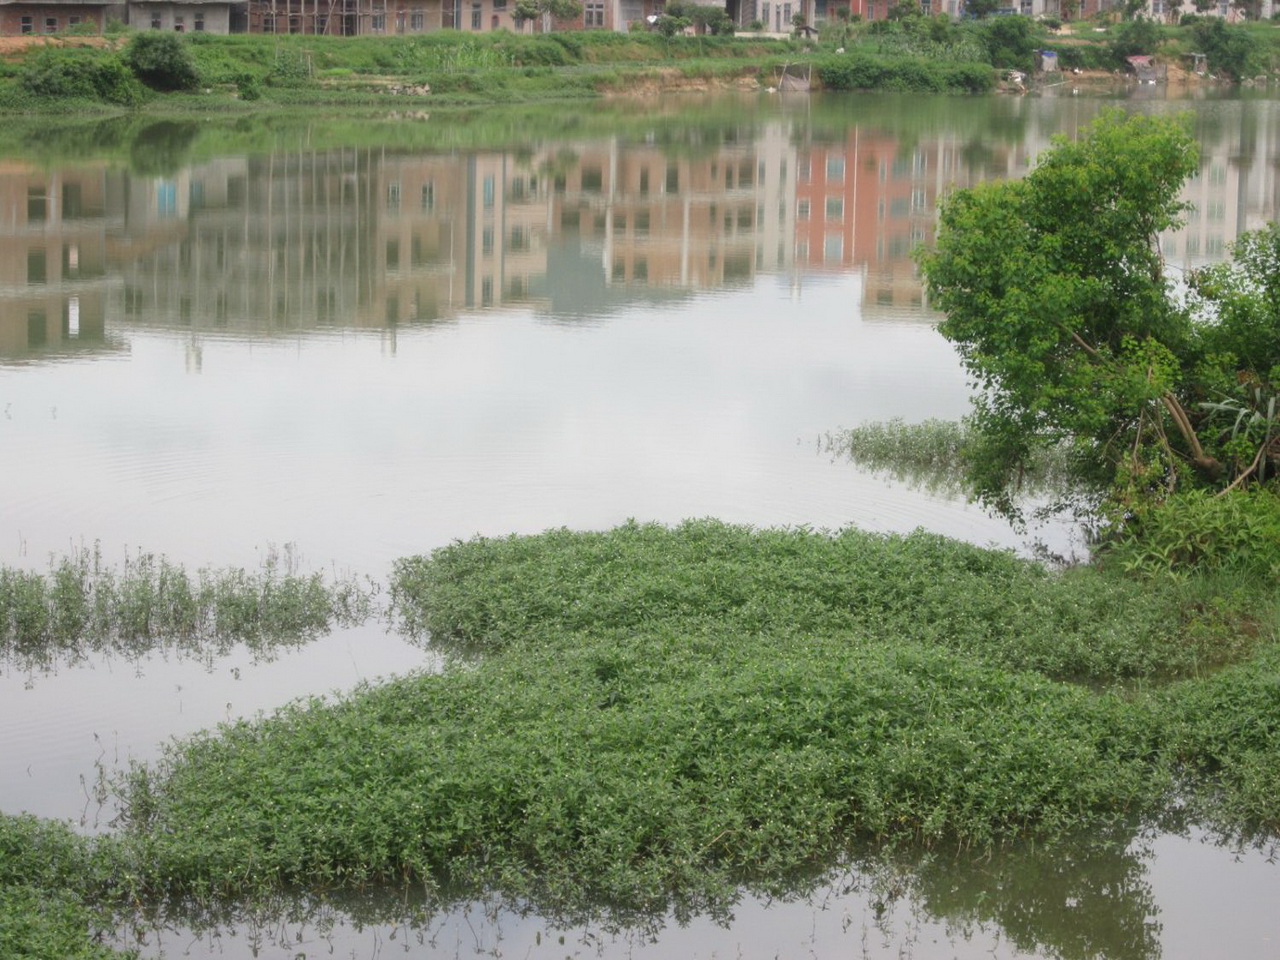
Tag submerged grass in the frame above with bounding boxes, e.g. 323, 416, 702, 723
0, 545, 376, 673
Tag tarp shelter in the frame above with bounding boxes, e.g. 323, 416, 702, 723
1037, 50, 1059, 72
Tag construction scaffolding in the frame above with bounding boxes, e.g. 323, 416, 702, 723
247, 0, 449, 35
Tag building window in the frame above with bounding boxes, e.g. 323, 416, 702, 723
471, 2, 482, 27
20, 15, 32, 32
151, 13, 162, 27
316, 14, 328, 30
482, 227, 494, 256
68, 15, 81, 26
493, 0, 507, 8
824, 233, 843, 261
27, 187, 46, 222
193, 14, 205, 29
44, 16, 58, 32
825, 196, 843, 220
421, 182, 435, 212
482, 175, 495, 208
262, 14, 276, 30
410, 8, 424, 28
27, 249, 47, 285
826, 156, 845, 181
372, 12, 386, 30
585, 0, 605, 24
174, 15, 185, 30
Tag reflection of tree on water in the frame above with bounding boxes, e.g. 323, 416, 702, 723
131, 830, 1161, 960
873, 829, 1161, 960
128, 121, 201, 178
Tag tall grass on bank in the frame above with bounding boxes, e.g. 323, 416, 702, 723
0, 545, 376, 673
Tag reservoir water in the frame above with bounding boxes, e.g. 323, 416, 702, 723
1, 89, 1278, 958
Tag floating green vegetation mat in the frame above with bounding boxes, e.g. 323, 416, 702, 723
6, 520, 1276, 955
0, 545, 376, 673
86, 521, 1274, 924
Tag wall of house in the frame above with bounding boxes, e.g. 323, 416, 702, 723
126, 2, 230, 30
0, 5, 108, 34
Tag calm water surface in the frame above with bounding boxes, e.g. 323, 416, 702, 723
1, 90, 1278, 959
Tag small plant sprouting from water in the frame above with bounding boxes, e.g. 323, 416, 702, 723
0, 544, 377, 672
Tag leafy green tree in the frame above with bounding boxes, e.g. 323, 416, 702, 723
976, 14, 1037, 70
962, 0, 1001, 18
919, 111, 1239, 519
1108, 15, 1162, 63
513, 0, 583, 30
1190, 17, 1263, 79
125, 31, 199, 92
1186, 223, 1280, 487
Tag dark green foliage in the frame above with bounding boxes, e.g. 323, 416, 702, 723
1109, 16, 1163, 65
18, 48, 145, 106
1099, 489, 1280, 579
1187, 18, 1264, 81
919, 111, 1212, 518
817, 52, 993, 92
114, 630, 1167, 910
124, 32, 200, 92
976, 14, 1038, 70
1158, 644, 1280, 834
105, 520, 1278, 919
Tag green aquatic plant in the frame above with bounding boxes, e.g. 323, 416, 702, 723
0, 545, 377, 673
390, 519, 1246, 682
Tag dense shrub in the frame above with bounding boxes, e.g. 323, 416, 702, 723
1108, 16, 1162, 65
125, 32, 200, 91
1099, 489, 1280, 579
818, 51, 993, 92
18, 48, 144, 105
1188, 17, 1264, 79
973, 14, 1038, 71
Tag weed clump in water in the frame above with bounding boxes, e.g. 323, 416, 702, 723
0, 544, 377, 674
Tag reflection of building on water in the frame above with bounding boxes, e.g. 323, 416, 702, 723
2, 109, 1277, 362
536, 124, 802, 299
0, 164, 122, 362
1164, 106, 1280, 272
794, 130, 1009, 319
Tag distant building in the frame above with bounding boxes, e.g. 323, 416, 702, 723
126, 0, 236, 31
0, 0, 119, 34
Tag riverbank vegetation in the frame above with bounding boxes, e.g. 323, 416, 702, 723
2, 16, 1274, 110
